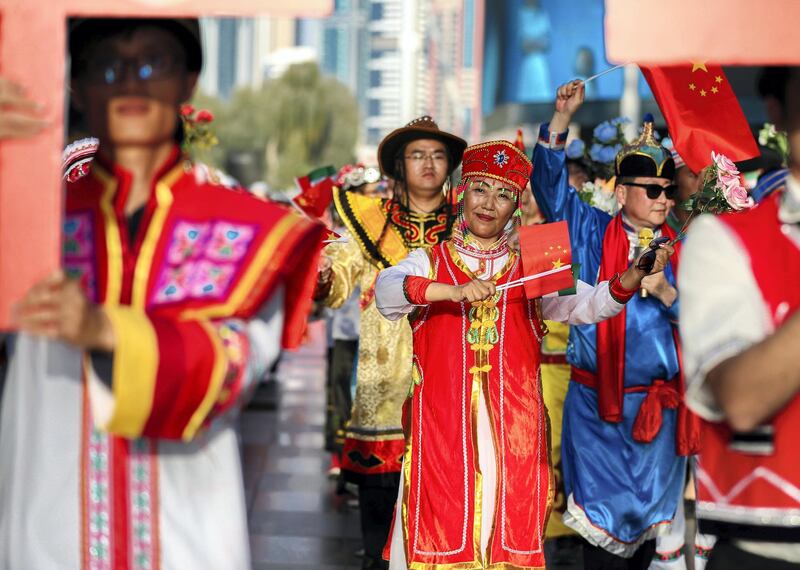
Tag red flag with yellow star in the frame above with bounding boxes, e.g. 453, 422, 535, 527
640, 63, 759, 173
292, 165, 337, 218
323, 229, 345, 244
518, 221, 574, 299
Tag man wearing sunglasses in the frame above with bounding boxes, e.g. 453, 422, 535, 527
531, 80, 695, 570
0, 19, 324, 569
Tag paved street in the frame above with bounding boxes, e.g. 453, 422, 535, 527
242, 322, 362, 569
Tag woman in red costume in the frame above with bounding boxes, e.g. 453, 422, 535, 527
375, 140, 672, 569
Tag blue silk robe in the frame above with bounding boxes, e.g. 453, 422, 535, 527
531, 124, 686, 556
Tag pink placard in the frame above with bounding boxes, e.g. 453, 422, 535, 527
605, 0, 800, 65
0, 0, 331, 328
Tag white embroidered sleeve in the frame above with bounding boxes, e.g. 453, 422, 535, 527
375, 248, 432, 321
540, 279, 624, 324
679, 215, 770, 421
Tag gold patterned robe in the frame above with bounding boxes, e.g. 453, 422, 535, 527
323, 189, 452, 485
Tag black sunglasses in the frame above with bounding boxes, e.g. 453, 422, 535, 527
624, 182, 677, 200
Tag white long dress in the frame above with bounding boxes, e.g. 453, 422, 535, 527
0, 291, 283, 570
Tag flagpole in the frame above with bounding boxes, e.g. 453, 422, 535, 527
582, 63, 628, 85
496, 264, 572, 292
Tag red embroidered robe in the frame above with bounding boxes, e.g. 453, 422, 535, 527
399, 241, 552, 569
0, 147, 324, 570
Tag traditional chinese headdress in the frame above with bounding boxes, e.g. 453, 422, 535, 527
336, 163, 381, 191
62, 137, 99, 183
615, 114, 675, 181
455, 140, 533, 241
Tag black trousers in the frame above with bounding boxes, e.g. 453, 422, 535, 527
324, 339, 357, 453
358, 485, 394, 570
582, 539, 656, 570
707, 540, 800, 570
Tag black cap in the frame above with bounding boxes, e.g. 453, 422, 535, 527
69, 18, 203, 76
615, 116, 675, 181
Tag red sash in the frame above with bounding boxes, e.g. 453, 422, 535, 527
594, 215, 698, 455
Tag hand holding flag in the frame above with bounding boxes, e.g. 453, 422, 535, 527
498, 222, 574, 297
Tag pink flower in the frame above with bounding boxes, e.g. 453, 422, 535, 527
722, 179, 754, 210
180, 104, 195, 118
195, 109, 214, 123
718, 172, 741, 189
711, 151, 739, 176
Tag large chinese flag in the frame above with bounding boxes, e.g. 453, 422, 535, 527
640, 64, 759, 173
518, 221, 574, 299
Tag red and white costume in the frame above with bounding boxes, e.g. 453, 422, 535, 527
0, 148, 324, 570
374, 140, 628, 569
681, 175, 800, 563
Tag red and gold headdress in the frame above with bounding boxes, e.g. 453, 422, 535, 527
456, 140, 532, 207
455, 140, 533, 241
459, 140, 532, 194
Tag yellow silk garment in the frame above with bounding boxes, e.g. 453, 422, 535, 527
324, 235, 412, 472
541, 320, 578, 538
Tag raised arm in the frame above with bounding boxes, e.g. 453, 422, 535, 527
532, 80, 612, 251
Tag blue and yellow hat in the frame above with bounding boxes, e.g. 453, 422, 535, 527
615, 114, 675, 181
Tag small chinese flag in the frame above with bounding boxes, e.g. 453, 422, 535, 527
518, 221, 574, 299
323, 229, 344, 245
514, 128, 526, 153
292, 165, 337, 218
640, 64, 759, 173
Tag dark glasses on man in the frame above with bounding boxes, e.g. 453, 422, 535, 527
624, 182, 677, 200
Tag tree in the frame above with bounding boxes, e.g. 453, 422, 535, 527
192, 62, 359, 190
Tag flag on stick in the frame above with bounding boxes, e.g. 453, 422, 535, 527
322, 229, 347, 245
515, 221, 574, 299
292, 165, 337, 218
640, 64, 759, 173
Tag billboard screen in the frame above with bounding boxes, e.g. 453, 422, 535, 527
482, 0, 625, 115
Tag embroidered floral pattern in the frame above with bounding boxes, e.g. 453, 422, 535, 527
208, 321, 249, 418
63, 212, 98, 301
129, 439, 156, 570
188, 261, 236, 298
85, 427, 112, 570
207, 223, 254, 262
166, 221, 212, 264
152, 220, 256, 305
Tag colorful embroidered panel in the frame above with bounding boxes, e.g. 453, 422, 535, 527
63, 211, 99, 301
152, 220, 256, 306
84, 427, 113, 569
129, 439, 158, 570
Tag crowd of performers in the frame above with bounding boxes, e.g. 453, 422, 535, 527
0, 15, 798, 570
